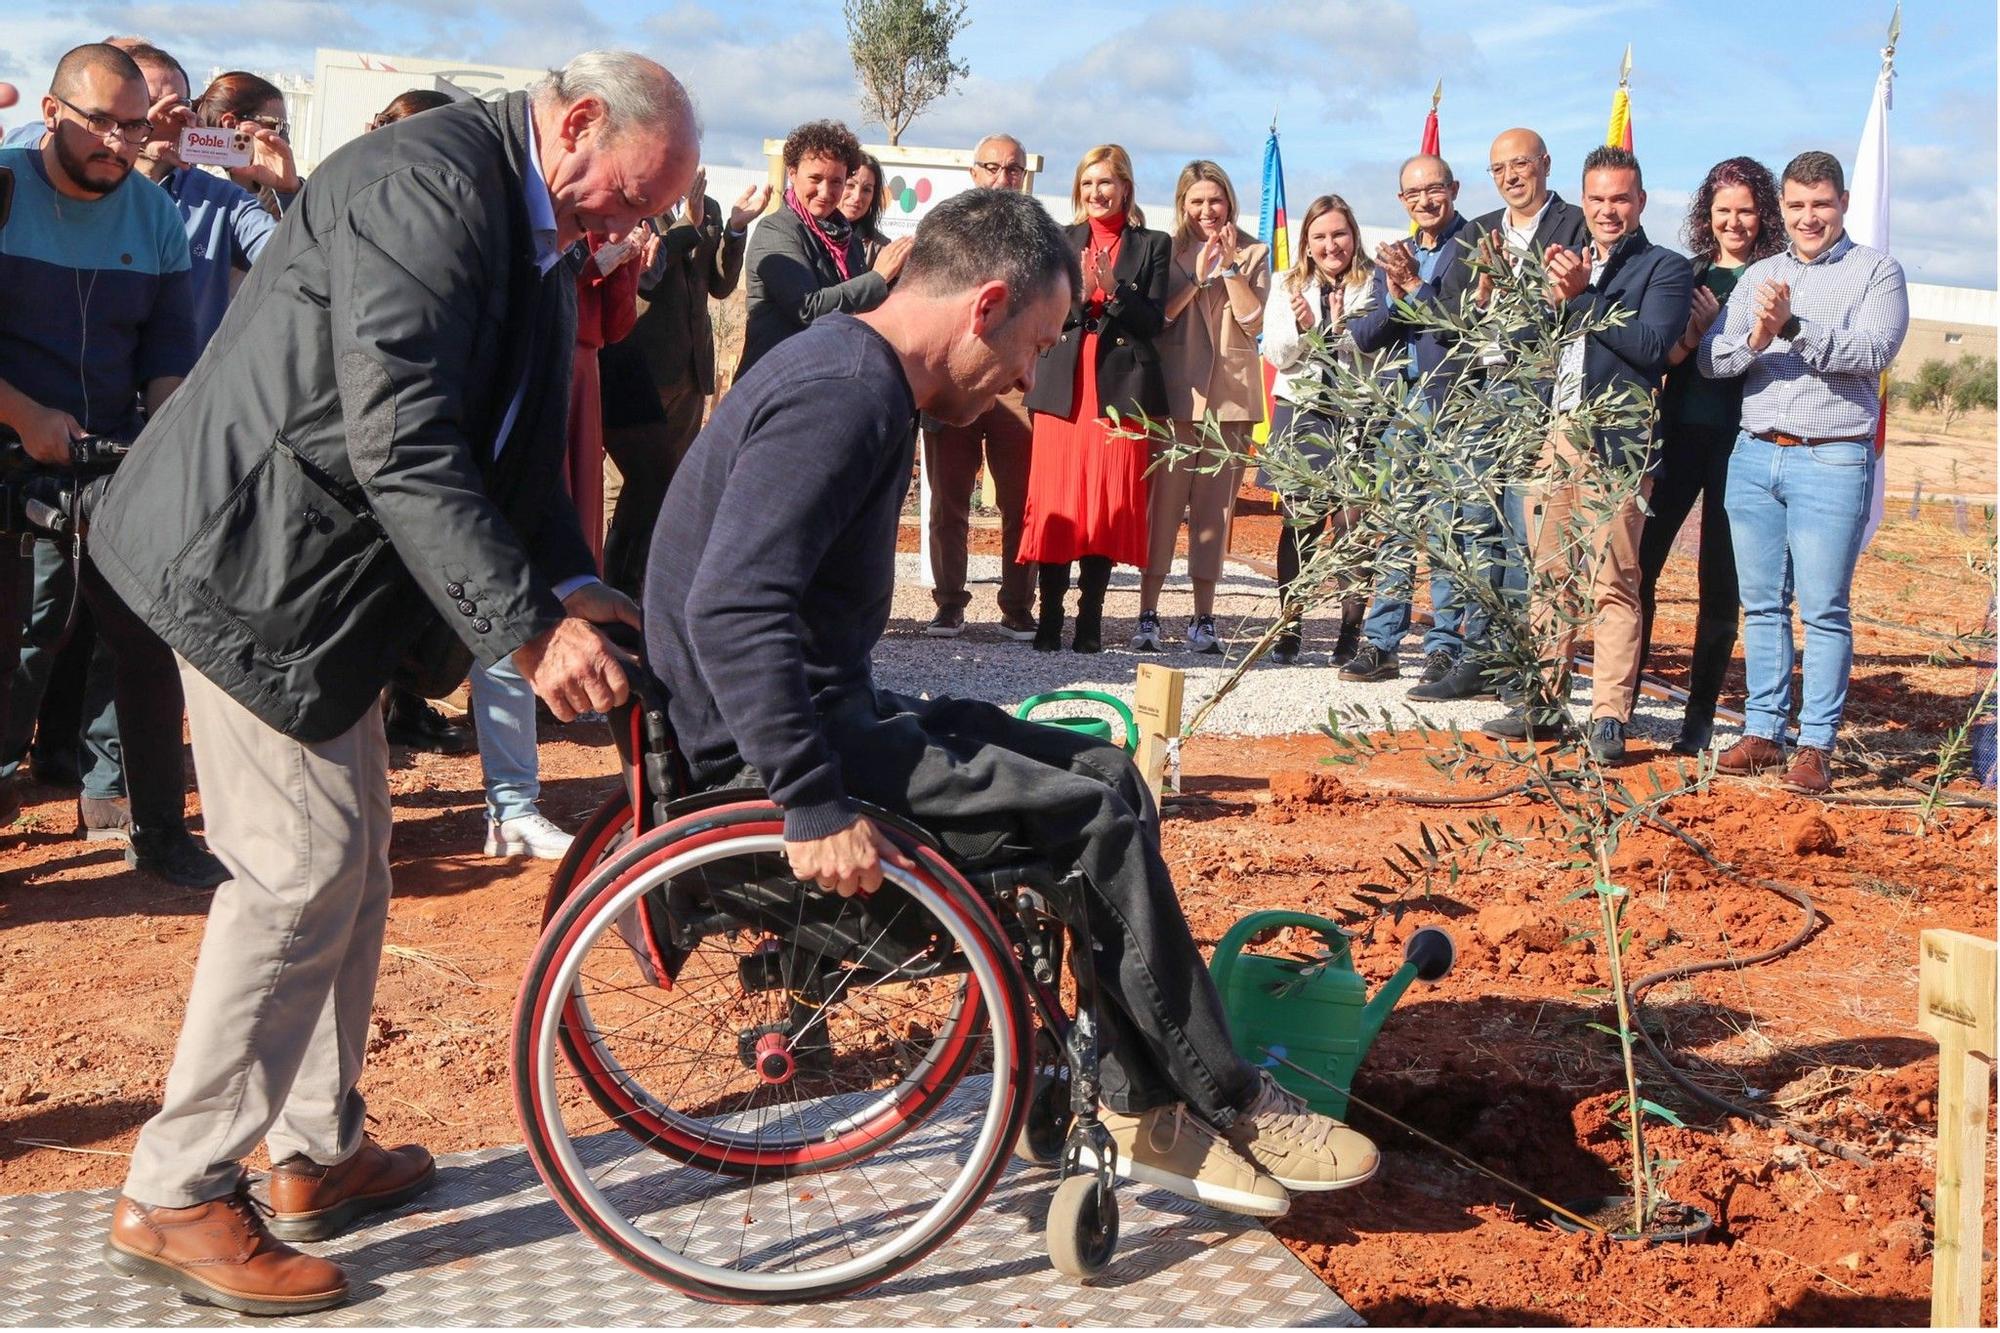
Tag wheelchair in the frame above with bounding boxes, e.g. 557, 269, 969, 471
512, 658, 1126, 1304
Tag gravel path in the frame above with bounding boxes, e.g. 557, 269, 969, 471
872, 552, 1693, 742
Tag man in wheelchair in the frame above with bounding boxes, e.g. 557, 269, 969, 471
641, 188, 1379, 1220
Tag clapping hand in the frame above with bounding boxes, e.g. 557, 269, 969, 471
1544, 244, 1590, 304
1081, 245, 1114, 299
1375, 240, 1418, 297
1683, 284, 1721, 345
1196, 233, 1232, 284
1749, 279, 1792, 349
1289, 288, 1313, 330
728, 182, 772, 232
682, 167, 707, 230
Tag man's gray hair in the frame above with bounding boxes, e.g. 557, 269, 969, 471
902, 189, 1080, 312
534, 50, 698, 140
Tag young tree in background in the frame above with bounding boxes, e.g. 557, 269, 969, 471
844, 0, 969, 145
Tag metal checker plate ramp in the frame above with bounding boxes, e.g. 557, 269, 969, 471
0, 1078, 1360, 1327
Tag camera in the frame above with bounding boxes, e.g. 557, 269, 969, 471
0, 435, 127, 540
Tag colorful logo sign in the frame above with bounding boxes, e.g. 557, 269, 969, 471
884, 174, 935, 215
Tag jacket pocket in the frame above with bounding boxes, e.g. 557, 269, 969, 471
169, 435, 391, 667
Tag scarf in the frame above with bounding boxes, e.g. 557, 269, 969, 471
786, 186, 853, 282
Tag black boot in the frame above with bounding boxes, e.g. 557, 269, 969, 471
1034, 562, 1069, 652
1331, 603, 1364, 666
1072, 557, 1110, 653
1675, 615, 1737, 755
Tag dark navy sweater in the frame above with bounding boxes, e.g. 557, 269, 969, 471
643, 313, 916, 839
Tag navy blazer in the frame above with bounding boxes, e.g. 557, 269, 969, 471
1562, 227, 1694, 465
1347, 213, 1471, 407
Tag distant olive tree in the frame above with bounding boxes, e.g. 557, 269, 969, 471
1899, 354, 1997, 430
843, 0, 970, 146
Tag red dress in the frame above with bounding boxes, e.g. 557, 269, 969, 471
567, 235, 643, 570
1018, 217, 1151, 567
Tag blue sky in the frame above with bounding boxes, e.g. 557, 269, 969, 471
5, 0, 1994, 285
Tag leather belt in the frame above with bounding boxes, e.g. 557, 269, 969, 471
1752, 429, 1875, 448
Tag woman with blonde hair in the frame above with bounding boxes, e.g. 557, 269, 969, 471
1019, 144, 1172, 652
1258, 193, 1382, 664
1134, 160, 1269, 654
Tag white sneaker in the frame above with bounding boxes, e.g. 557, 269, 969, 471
1187, 616, 1223, 655
1129, 611, 1163, 652
484, 812, 574, 860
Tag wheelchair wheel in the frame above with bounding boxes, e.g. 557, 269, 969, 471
1046, 1172, 1118, 1278
515, 803, 1033, 1303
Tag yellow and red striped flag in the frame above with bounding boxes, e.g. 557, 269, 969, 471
1606, 45, 1634, 150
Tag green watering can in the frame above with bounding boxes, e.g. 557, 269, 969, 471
1014, 689, 1140, 752
1211, 910, 1455, 1119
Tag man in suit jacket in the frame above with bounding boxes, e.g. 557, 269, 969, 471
90, 53, 698, 1315
1401, 128, 1593, 703
602, 170, 768, 595
1342, 153, 1481, 691
1480, 145, 1692, 762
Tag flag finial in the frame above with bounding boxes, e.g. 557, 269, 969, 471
1619, 43, 1633, 87
1430, 78, 1442, 111
1884, 2, 1901, 64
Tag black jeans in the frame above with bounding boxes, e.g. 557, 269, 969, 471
817, 687, 1260, 1126
0, 542, 190, 837
1637, 422, 1741, 734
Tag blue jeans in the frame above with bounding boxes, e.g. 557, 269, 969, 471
469, 657, 541, 823
1724, 432, 1874, 751
1362, 534, 1460, 657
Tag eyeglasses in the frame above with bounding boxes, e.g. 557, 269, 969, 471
240, 113, 290, 141
974, 161, 1028, 180
55, 95, 154, 144
1488, 155, 1548, 179
1398, 183, 1453, 202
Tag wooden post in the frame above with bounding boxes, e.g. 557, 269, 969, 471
1916, 928, 1998, 1329
1908, 481, 1922, 522
1131, 665, 1184, 807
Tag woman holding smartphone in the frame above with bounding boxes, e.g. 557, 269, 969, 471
1257, 193, 1380, 665
1636, 156, 1784, 754
1019, 144, 1172, 652
1135, 160, 1268, 655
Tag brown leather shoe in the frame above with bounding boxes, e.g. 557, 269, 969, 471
1779, 746, 1833, 796
1715, 735, 1785, 776
103, 1185, 348, 1316
267, 1136, 437, 1242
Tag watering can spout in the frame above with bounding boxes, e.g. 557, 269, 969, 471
1358, 926, 1457, 1050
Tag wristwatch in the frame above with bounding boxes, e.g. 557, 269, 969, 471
1779, 314, 1802, 340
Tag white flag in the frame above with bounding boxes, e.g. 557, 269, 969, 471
1850, 53, 1893, 547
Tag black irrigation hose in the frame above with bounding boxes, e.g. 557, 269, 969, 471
1370, 778, 1879, 1167
1850, 609, 1996, 645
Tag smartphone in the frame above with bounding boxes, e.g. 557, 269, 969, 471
178, 125, 252, 169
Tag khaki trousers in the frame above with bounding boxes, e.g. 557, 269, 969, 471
1523, 429, 1652, 723
122, 659, 393, 1207
1146, 419, 1248, 584
924, 395, 1035, 619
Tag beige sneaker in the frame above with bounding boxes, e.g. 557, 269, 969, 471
1223, 1071, 1381, 1192
1080, 1103, 1290, 1218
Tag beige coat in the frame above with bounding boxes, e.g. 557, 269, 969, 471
1159, 237, 1270, 422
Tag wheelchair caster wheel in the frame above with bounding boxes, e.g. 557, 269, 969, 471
1014, 1071, 1072, 1167
1047, 1173, 1118, 1278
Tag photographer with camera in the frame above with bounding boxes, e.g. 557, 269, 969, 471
0, 43, 222, 884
